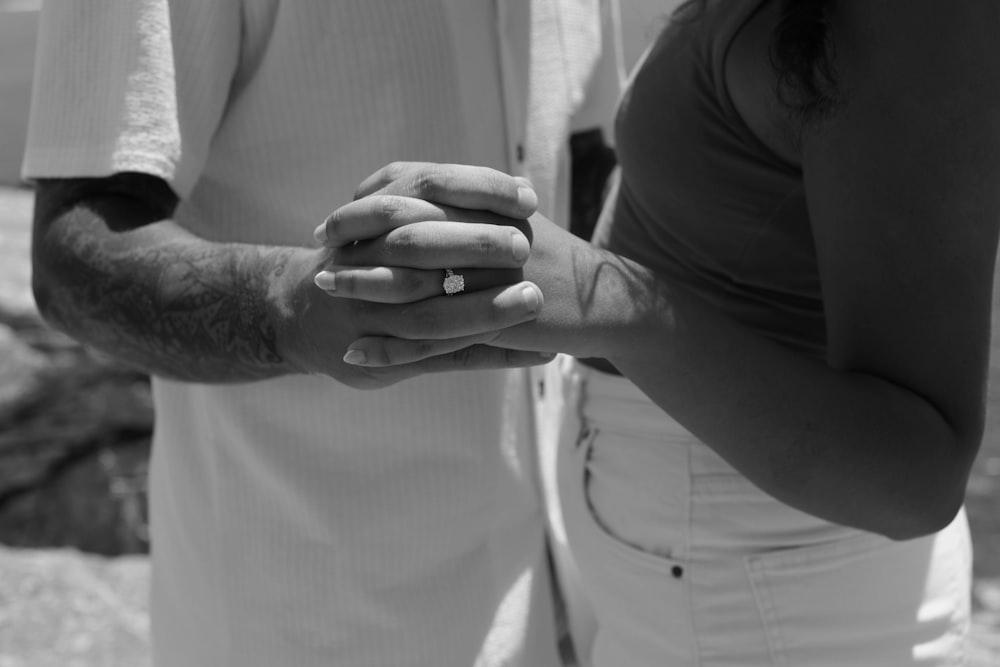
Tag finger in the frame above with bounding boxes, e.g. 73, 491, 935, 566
362, 282, 543, 339
354, 162, 538, 219
314, 266, 523, 303
347, 342, 557, 370
315, 195, 529, 248
333, 220, 531, 270
354, 161, 436, 198
343, 332, 501, 366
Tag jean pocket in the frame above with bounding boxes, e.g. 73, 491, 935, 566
562, 423, 686, 575
746, 530, 967, 666
559, 421, 697, 665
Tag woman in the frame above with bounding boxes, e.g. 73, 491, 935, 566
313, 0, 997, 663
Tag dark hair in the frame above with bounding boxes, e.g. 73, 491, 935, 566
673, 0, 839, 122
769, 0, 839, 121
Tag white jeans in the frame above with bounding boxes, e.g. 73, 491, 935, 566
555, 358, 972, 666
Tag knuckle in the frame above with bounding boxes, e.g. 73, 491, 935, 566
376, 195, 405, 223
487, 168, 517, 198
385, 161, 408, 181
323, 209, 343, 242
412, 165, 445, 199
374, 343, 399, 366
335, 271, 356, 293
387, 226, 419, 257
399, 270, 426, 298
476, 230, 503, 260
476, 171, 503, 198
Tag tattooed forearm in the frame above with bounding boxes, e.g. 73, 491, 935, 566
36, 205, 300, 383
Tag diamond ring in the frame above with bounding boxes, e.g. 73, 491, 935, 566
443, 268, 465, 296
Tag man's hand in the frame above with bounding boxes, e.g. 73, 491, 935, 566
313, 162, 639, 369
32, 172, 552, 390
300, 162, 556, 385
304, 162, 566, 376
352, 161, 539, 216
275, 242, 550, 389
313, 191, 533, 303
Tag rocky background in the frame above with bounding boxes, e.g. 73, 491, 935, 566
1, 187, 151, 666
1, 184, 999, 665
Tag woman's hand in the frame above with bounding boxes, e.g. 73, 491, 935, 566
314, 192, 533, 303
318, 162, 653, 367
312, 162, 559, 367
314, 161, 538, 302
343, 214, 657, 367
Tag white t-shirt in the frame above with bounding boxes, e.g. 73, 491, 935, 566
23, 1, 621, 665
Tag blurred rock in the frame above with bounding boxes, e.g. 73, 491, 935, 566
972, 579, 1000, 666
0, 321, 49, 417
0, 545, 150, 667
0, 315, 152, 554
0, 190, 153, 557
0, 185, 154, 664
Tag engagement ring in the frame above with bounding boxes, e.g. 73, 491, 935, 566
443, 268, 465, 296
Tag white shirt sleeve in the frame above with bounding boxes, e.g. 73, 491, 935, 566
22, 0, 242, 198
570, 0, 625, 137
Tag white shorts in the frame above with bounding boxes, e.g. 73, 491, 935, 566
555, 357, 972, 666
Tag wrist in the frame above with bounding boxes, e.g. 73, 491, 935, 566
266, 246, 326, 376
588, 252, 668, 364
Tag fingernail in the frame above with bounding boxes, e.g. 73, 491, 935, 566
313, 222, 327, 244
516, 186, 538, 215
522, 285, 541, 314
314, 271, 336, 291
343, 348, 367, 365
511, 232, 530, 263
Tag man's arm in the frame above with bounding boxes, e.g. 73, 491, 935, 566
32, 171, 546, 387
33, 173, 313, 382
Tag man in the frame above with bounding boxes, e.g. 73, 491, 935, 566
24, 1, 621, 665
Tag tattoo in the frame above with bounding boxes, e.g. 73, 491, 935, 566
36, 180, 297, 382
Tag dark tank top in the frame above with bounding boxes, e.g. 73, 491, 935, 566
596, 0, 826, 360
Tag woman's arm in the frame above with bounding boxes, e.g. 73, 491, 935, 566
556, 1, 1000, 539
545, 0, 1000, 539
327, 2, 1000, 538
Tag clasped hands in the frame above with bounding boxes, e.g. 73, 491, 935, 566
311, 161, 620, 379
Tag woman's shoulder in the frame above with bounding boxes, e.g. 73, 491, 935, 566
724, 0, 801, 166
